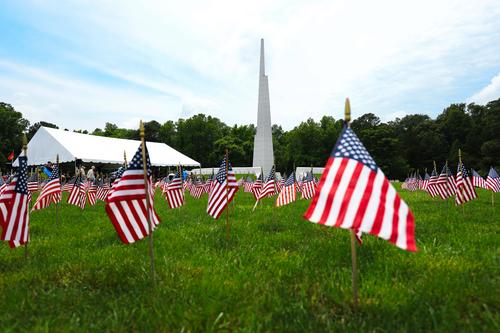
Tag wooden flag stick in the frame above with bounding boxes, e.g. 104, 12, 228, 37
345, 97, 359, 309
140, 120, 155, 284
22, 134, 29, 260
55, 154, 60, 225
225, 149, 230, 241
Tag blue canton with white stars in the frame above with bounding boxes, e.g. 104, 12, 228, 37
15, 156, 29, 195
284, 172, 295, 186
128, 144, 152, 176
332, 127, 378, 171
215, 158, 232, 184
265, 165, 275, 181
50, 164, 59, 180
458, 163, 469, 177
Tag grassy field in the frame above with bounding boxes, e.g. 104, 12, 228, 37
0, 185, 498, 332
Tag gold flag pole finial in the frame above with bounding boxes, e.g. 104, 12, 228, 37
433, 160, 437, 172
123, 150, 127, 167
345, 98, 351, 125
140, 120, 145, 138
458, 149, 462, 164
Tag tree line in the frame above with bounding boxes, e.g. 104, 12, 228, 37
1, 99, 499, 180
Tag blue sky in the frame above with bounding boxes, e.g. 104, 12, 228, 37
1, 0, 499, 131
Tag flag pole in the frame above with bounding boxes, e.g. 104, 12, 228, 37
140, 120, 156, 284
55, 154, 60, 225
22, 133, 29, 260
458, 149, 465, 215
225, 149, 230, 241
178, 163, 183, 212
345, 98, 359, 309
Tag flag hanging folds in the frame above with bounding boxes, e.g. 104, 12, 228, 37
106, 167, 125, 202
190, 178, 204, 199
301, 172, 317, 200
32, 164, 62, 211
96, 180, 110, 201
0, 177, 17, 225
166, 171, 184, 209
304, 125, 416, 251
87, 180, 98, 205
427, 169, 439, 197
257, 166, 276, 200
471, 169, 487, 189
455, 161, 477, 205
1, 156, 30, 248
446, 166, 457, 195
207, 157, 238, 219
486, 167, 500, 192
435, 165, 452, 199
67, 175, 86, 209
27, 173, 40, 194
251, 174, 263, 199
421, 172, 430, 191
105, 144, 160, 244
276, 172, 296, 207
244, 177, 253, 192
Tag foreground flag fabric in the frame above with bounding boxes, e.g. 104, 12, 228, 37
486, 167, 500, 192
105, 144, 160, 244
166, 172, 184, 209
1, 156, 30, 248
304, 126, 417, 251
471, 169, 487, 189
455, 161, 477, 205
207, 157, 238, 219
276, 173, 296, 207
257, 166, 276, 200
32, 164, 62, 211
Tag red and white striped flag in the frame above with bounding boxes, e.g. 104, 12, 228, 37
301, 172, 317, 200
304, 125, 416, 251
455, 161, 477, 205
67, 175, 86, 209
251, 176, 262, 199
435, 165, 452, 199
166, 172, 184, 209
1, 156, 30, 248
426, 169, 440, 198
276, 173, 296, 207
96, 182, 110, 201
105, 144, 160, 244
87, 181, 98, 205
471, 169, 487, 189
257, 166, 276, 200
190, 179, 204, 199
485, 167, 499, 192
0, 177, 16, 224
207, 157, 238, 219
32, 164, 62, 211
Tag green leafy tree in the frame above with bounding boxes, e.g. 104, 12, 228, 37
0, 103, 29, 165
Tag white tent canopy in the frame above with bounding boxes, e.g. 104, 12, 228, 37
13, 127, 200, 167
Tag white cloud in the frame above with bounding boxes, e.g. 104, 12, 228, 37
1, 0, 500, 129
468, 73, 500, 105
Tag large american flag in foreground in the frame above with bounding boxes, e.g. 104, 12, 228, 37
207, 157, 238, 219
486, 167, 499, 192
455, 161, 477, 205
105, 144, 160, 244
276, 172, 296, 207
32, 164, 62, 211
166, 172, 184, 209
1, 156, 30, 248
304, 126, 416, 251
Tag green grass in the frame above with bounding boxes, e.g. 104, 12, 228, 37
1, 185, 499, 332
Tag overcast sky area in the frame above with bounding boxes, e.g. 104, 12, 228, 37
1, 0, 500, 131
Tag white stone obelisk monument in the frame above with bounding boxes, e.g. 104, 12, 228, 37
252, 39, 274, 176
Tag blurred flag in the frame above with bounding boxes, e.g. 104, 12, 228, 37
436, 165, 452, 199
105, 144, 160, 244
166, 171, 184, 209
486, 167, 499, 192
1, 156, 30, 248
207, 157, 238, 219
471, 169, 487, 189
301, 172, 317, 200
427, 169, 439, 197
257, 166, 276, 200
32, 164, 62, 211
276, 172, 296, 207
67, 175, 86, 209
304, 125, 416, 251
455, 161, 477, 205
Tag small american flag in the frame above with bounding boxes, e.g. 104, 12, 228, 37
436, 165, 452, 199
96, 180, 111, 201
1, 156, 30, 248
207, 157, 238, 219
421, 172, 430, 191
427, 169, 440, 197
243, 177, 253, 192
251, 175, 263, 199
67, 175, 86, 209
190, 178, 205, 199
27, 173, 40, 193
105, 144, 160, 244
471, 169, 486, 189
32, 164, 62, 211
166, 172, 184, 209
257, 166, 276, 200
301, 172, 317, 200
0, 177, 16, 224
87, 180, 98, 205
304, 125, 416, 251
276, 172, 296, 207
455, 161, 477, 205
485, 167, 499, 192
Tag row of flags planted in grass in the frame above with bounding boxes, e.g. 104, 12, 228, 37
402, 162, 499, 204
0, 110, 419, 253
